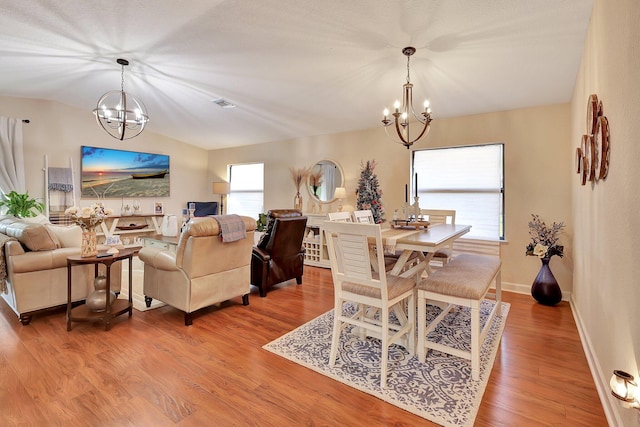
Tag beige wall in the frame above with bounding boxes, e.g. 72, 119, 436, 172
571, 0, 640, 425
208, 103, 573, 291
0, 97, 211, 218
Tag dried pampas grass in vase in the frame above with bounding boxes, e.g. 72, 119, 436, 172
290, 166, 312, 211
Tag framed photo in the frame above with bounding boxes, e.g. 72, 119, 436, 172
80, 146, 170, 198
154, 202, 164, 215
105, 235, 122, 246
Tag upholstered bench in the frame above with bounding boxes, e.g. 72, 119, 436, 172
417, 253, 502, 380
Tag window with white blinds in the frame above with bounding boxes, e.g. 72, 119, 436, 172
413, 144, 504, 240
227, 163, 264, 219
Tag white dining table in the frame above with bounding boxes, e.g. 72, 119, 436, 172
380, 223, 471, 277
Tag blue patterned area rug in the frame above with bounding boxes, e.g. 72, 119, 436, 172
263, 300, 510, 427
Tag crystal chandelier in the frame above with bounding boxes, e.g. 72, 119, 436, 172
93, 58, 149, 140
381, 47, 432, 149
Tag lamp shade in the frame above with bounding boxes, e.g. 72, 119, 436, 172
334, 187, 346, 199
212, 182, 230, 195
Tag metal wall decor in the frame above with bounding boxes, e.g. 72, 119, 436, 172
577, 94, 610, 185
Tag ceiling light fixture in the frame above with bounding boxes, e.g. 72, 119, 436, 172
381, 47, 433, 149
93, 58, 149, 141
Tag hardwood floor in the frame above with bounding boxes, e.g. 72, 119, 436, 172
0, 266, 607, 426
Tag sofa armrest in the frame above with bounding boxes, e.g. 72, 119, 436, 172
8, 247, 85, 273
5, 240, 25, 256
139, 246, 180, 271
251, 246, 271, 262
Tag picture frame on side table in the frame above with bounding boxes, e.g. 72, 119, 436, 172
155, 202, 164, 215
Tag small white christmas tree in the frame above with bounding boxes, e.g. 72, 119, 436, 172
356, 160, 385, 224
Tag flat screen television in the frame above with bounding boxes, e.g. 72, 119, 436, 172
80, 146, 170, 198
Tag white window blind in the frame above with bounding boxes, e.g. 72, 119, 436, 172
227, 163, 264, 218
413, 144, 504, 239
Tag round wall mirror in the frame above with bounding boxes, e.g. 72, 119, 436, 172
308, 159, 344, 204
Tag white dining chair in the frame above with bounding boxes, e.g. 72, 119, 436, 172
327, 211, 353, 222
353, 209, 375, 224
421, 209, 456, 266
323, 221, 418, 388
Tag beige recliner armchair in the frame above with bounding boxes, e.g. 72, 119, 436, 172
138, 216, 255, 325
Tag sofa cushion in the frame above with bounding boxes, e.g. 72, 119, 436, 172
0, 216, 59, 251
23, 214, 51, 224
46, 224, 82, 248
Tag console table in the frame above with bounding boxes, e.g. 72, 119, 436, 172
302, 213, 330, 268
98, 214, 163, 246
66, 248, 134, 331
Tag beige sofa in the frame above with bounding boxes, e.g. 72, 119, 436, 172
0, 215, 121, 325
139, 216, 255, 325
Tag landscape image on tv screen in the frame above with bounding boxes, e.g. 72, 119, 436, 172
80, 146, 170, 198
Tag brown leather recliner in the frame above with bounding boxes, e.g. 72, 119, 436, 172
251, 210, 307, 297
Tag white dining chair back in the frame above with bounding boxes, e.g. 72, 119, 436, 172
327, 211, 353, 222
421, 209, 456, 225
353, 209, 375, 224
420, 209, 456, 265
323, 221, 417, 388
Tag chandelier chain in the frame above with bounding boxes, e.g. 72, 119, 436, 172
121, 65, 125, 93
406, 55, 411, 84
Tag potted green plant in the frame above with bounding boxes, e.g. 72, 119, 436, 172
256, 212, 268, 232
0, 191, 45, 218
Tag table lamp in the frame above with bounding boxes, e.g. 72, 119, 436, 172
334, 187, 346, 212
212, 181, 231, 215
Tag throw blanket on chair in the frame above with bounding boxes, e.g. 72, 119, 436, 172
0, 234, 17, 294
213, 214, 246, 243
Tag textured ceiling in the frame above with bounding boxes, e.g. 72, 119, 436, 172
0, 0, 594, 149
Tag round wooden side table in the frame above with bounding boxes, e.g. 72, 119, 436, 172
66, 248, 135, 331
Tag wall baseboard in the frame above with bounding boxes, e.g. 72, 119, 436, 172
570, 296, 620, 426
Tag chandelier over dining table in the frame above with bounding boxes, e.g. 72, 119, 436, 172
381, 47, 433, 149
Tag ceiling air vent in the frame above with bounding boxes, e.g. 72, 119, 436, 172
212, 98, 236, 109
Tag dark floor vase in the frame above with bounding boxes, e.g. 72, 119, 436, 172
531, 257, 562, 305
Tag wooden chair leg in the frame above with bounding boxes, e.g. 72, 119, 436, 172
417, 292, 427, 362
184, 312, 193, 326
471, 301, 480, 380
380, 306, 390, 388
329, 298, 343, 367
19, 314, 32, 325
242, 294, 249, 305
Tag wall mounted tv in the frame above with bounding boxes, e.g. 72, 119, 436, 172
80, 146, 170, 198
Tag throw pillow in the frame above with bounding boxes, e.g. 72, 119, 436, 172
46, 224, 82, 248
23, 214, 51, 224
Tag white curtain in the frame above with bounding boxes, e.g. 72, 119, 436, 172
0, 117, 26, 194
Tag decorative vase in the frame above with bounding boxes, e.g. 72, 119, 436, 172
86, 275, 117, 312
531, 257, 562, 306
81, 228, 98, 258
294, 191, 303, 211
